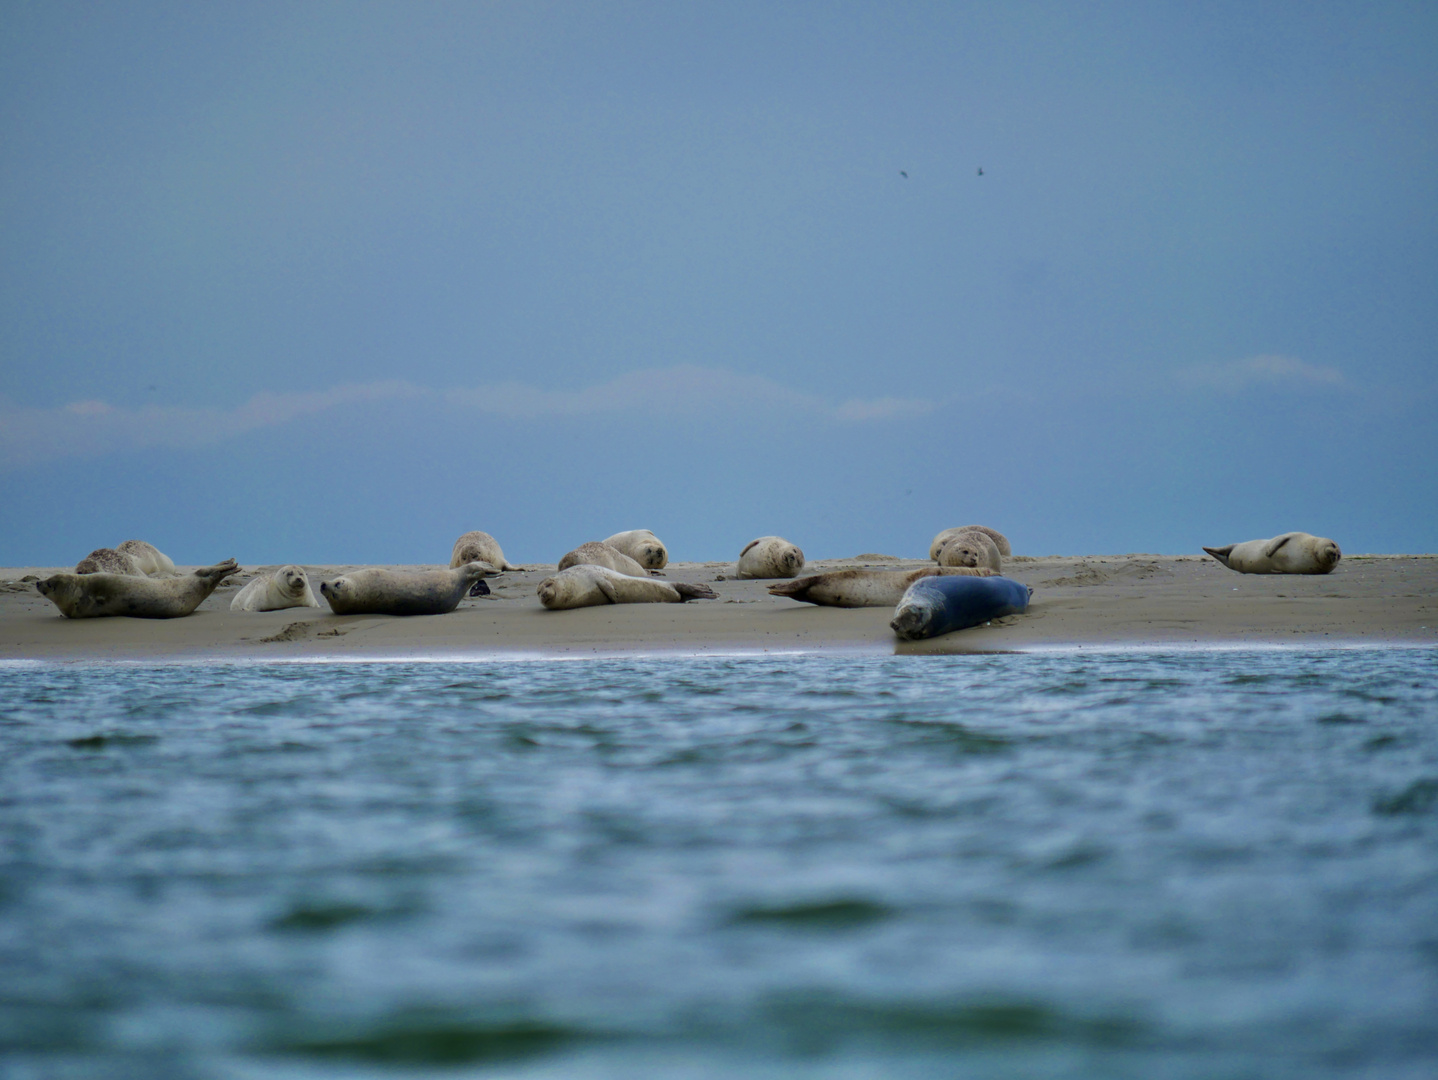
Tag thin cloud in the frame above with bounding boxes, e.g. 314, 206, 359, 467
0, 367, 935, 468
1175, 354, 1345, 392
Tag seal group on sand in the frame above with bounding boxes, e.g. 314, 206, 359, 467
1203, 533, 1341, 574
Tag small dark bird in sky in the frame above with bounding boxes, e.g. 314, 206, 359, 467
900, 170, 908, 178
977, 167, 984, 176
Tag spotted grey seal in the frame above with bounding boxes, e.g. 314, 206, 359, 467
929, 526, 1011, 561
319, 562, 498, 616
231, 565, 321, 612
116, 539, 178, 576
74, 547, 147, 576
450, 531, 522, 572
737, 536, 804, 579
769, 566, 996, 608
602, 529, 669, 570
1202, 533, 1341, 575
538, 564, 717, 610
38, 558, 240, 619
890, 574, 1032, 640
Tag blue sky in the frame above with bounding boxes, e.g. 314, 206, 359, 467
2, 1, 1434, 565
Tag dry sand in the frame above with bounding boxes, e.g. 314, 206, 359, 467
2, 554, 1435, 660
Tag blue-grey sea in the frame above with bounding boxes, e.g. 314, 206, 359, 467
2, 649, 1436, 1080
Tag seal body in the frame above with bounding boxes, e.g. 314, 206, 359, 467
930, 526, 1011, 561
1203, 533, 1341, 574
37, 559, 239, 619
936, 529, 1002, 572
116, 540, 177, 576
737, 536, 805, 579
890, 575, 1032, 640
449, 531, 519, 572
231, 565, 321, 612
558, 542, 652, 577
603, 529, 668, 570
319, 563, 496, 616
75, 548, 147, 576
769, 566, 996, 608
537, 565, 718, 610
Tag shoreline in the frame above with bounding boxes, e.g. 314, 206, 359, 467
3, 554, 1435, 661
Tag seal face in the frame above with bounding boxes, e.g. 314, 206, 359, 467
768, 566, 996, 608
318, 563, 496, 617
230, 565, 321, 612
75, 547, 147, 576
1203, 533, 1341, 575
450, 531, 520, 572
537, 565, 718, 610
890, 575, 1032, 640
737, 536, 805, 579
557, 542, 653, 577
935, 529, 1002, 572
116, 540, 178, 576
602, 530, 669, 570
930, 526, 1011, 561
37, 559, 239, 619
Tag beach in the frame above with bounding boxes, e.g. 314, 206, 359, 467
3, 553, 1434, 660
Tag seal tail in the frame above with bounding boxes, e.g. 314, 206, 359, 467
767, 577, 814, 600
195, 559, 240, 583
672, 583, 718, 602
1202, 546, 1233, 568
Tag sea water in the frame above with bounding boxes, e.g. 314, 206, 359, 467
1, 649, 1435, 1080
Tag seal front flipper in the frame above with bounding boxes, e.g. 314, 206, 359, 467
1202, 545, 1234, 568
1263, 534, 1296, 559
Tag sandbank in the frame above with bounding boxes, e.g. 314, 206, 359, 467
1, 554, 1434, 661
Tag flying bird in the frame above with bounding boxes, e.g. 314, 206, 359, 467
900, 170, 908, 178
977, 167, 984, 176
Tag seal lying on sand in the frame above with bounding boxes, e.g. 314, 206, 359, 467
231, 565, 321, 612
1203, 533, 1341, 575
769, 566, 996, 608
75, 547, 147, 576
930, 525, 1011, 560
890, 575, 1032, 640
319, 562, 497, 616
450, 531, 522, 572
737, 536, 804, 579
38, 559, 239, 619
936, 529, 1003, 572
603, 529, 668, 570
538, 565, 718, 610
558, 541, 655, 577
116, 540, 178, 576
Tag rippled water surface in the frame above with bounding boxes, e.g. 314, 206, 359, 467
2, 649, 1436, 1079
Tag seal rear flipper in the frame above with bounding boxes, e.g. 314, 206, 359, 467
672, 583, 718, 602
1202, 545, 1233, 568
766, 578, 813, 600
196, 558, 240, 582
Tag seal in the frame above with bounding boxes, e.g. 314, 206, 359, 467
890, 575, 1032, 640
37, 558, 240, 619
737, 536, 805, 579
936, 529, 1002, 572
116, 540, 178, 576
74, 547, 147, 576
558, 541, 654, 577
230, 565, 322, 612
768, 566, 996, 608
1203, 533, 1341, 575
318, 562, 497, 616
602, 529, 668, 570
930, 525, 1011, 561
450, 531, 522, 572
537, 564, 718, 610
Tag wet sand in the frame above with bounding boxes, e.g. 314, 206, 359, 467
2, 553, 1435, 660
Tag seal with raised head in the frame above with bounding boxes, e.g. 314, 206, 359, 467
558, 541, 654, 577
319, 562, 497, 616
450, 531, 522, 572
1202, 533, 1341, 575
890, 575, 1032, 640
603, 529, 668, 570
930, 525, 1011, 561
231, 565, 321, 612
737, 536, 805, 579
75, 547, 147, 576
537, 564, 717, 610
37, 559, 240, 619
116, 539, 178, 576
769, 566, 996, 608
936, 529, 1002, 572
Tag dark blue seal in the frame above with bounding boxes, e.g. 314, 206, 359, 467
890, 575, 1032, 640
